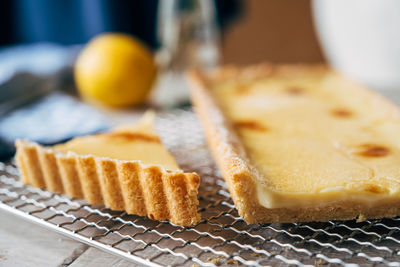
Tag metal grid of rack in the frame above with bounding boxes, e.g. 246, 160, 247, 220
1, 109, 400, 266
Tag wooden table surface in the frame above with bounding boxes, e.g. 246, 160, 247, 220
0, 210, 137, 267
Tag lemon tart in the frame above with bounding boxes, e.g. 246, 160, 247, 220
189, 64, 400, 223
15, 112, 200, 226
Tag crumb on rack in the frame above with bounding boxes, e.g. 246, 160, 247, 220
207, 255, 240, 265
315, 258, 326, 265
226, 259, 240, 265
357, 214, 367, 222
207, 255, 225, 265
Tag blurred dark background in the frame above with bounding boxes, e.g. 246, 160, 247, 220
0, 0, 240, 49
0, 0, 159, 47
0, 0, 323, 64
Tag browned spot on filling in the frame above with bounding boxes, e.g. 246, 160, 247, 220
285, 87, 304, 95
236, 84, 251, 94
363, 184, 389, 194
103, 132, 161, 143
234, 120, 268, 131
331, 108, 353, 118
356, 144, 390, 157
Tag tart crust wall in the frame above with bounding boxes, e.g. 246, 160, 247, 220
15, 140, 200, 226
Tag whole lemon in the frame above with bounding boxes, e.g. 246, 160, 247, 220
75, 33, 157, 107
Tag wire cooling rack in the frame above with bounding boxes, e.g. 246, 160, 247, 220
2, 109, 400, 266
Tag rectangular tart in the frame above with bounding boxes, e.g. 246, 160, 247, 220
189, 64, 400, 224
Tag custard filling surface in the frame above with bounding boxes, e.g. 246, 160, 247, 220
211, 72, 400, 208
54, 115, 179, 171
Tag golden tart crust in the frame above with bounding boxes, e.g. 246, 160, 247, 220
189, 64, 400, 224
15, 114, 200, 226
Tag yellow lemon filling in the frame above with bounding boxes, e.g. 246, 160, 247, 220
54, 112, 179, 171
212, 70, 400, 208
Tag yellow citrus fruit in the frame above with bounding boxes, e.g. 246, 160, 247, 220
74, 33, 157, 107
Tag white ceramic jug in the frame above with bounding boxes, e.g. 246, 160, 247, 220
312, 0, 400, 91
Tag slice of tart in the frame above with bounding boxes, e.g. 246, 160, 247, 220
189, 64, 400, 224
15, 112, 200, 226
